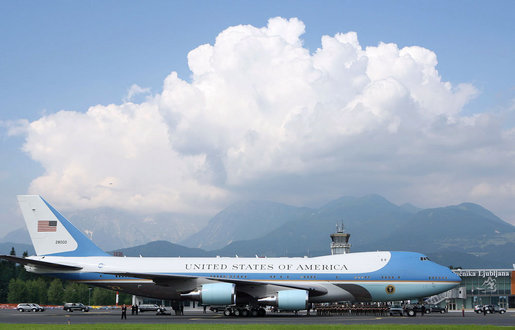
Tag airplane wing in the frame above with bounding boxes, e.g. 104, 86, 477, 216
210, 277, 328, 296
0, 255, 83, 271
104, 271, 327, 295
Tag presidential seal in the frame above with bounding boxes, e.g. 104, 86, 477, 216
386, 285, 395, 294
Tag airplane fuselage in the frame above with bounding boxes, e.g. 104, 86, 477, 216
26, 250, 460, 303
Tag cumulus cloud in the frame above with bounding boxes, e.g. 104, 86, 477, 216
19, 17, 515, 223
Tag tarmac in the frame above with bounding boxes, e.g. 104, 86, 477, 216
0, 308, 513, 326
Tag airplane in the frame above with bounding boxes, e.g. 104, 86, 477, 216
1, 195, 461, 316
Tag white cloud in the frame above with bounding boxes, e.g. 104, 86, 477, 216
123, 84, 151, 103
19, 17, 515, 224
2, 119, 29, 136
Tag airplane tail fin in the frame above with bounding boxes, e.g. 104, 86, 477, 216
17, 195, 108, 257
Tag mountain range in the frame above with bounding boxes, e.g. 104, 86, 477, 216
2, 194, 514, 268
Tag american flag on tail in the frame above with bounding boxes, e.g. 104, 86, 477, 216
38, 220, 57, 232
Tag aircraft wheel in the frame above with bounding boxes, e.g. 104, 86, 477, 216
258, 308, 266, 317
234, 309, 241, 317
241, 309, 249, 317
223, 308, 232, 316
251, 309, 259, 317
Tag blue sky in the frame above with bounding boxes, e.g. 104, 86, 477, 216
1, 0, 514, 235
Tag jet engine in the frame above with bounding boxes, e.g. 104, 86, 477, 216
258, 289, 309, 310
181, 283, 236, 305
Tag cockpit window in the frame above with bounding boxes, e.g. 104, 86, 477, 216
420, 257, 430, 261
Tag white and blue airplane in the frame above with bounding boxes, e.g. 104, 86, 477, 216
2, 195, 460, 315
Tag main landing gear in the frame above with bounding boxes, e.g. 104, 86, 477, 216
223, 307, 266, 317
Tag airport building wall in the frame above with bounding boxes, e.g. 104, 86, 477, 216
449, 269, 514, 309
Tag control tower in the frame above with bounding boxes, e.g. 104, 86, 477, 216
330, 223, 351, 254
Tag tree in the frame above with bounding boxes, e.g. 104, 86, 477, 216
9, 247, 15, 256
64, 283, 90, 304
91, 287, 116, 305
64, 283, 79, 303
34, 278, 48, 305
7, 278, 28, 303
47, 279, 64, 305
77, 284, 90, 303
25, 280, 39, 303
118, 292, 132, 305
0, 260, 16, 302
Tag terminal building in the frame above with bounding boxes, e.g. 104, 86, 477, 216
447, 269, 515, 310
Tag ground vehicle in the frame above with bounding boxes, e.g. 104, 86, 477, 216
403, 304, 426, 316
426, 304, 446, 313
209, 305, 227, 313
474, 305, 484, 313
63, 303, 89, 312
16, 303, 42, 312
31, 304, 44, 312
138, 304, 166, 314
486, 305, 506, 314
388, 305, 404, 316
